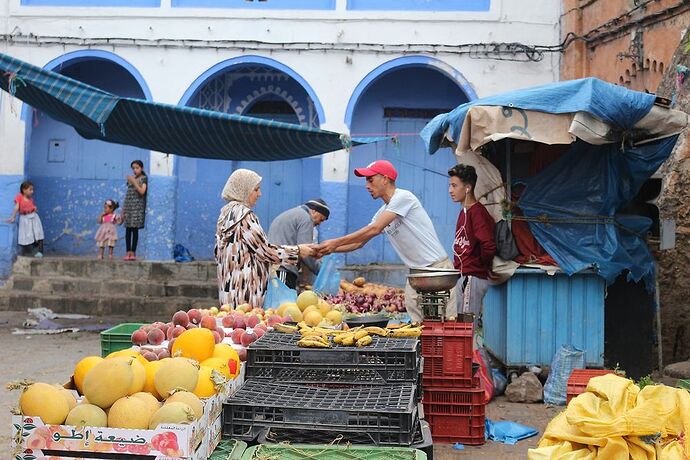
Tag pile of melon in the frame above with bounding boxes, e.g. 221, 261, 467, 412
17, 328, 240, 432
278, 290, 343, 327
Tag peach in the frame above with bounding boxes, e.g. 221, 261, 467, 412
216, 327, 226, 341
131, 329, 148, 346
246, 314, 260, 329
254, 327, 265, 339
187, 309, 202, 325
230, 328, 245, 344
222, 315, 235, 329
172, 311, 190, 328
233, 315, 246, 330
212, 330, 221, 344
142, 351, 158, 361
147, 328, 165, 346
240, 331, 257, 347
237, 347, 247, 362
200, 315, 217, 330
157, 349, 170, 359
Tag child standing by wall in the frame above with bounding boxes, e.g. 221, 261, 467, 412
123, 160, 147, 261
95, 199, 121, 260
8, 181, 45, 258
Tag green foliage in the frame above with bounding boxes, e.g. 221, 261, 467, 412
637, 375, 655, 389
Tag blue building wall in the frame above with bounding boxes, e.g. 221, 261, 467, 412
25, 59, 151, 258
346, 67, 470, 265
0, 175, 23, 278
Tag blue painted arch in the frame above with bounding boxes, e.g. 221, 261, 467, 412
178, 55, 326, 124
344, 55, 477, 127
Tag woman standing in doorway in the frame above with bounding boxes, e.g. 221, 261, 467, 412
123, 160, 147, 261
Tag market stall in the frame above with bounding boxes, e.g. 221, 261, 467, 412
421, 78, 688, 376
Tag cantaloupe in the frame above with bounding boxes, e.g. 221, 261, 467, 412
82, 357, 134, 409
131, 392, 161, 421
108, 396, 150, 429
154, 357, 199, 398
19, 383, 70, 424
165, 391, 203, 420
65, 404, 107, 427
73, 356, 103, 395
106, 349, 148, 367
149, 402, 196, 429
172, 328, 215, 363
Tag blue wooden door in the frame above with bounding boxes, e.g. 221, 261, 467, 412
345, 117, 457, 265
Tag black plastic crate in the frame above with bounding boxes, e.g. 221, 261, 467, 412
223, 381, 418, 445
247, 332, 420, 381
255, 417, 431, 451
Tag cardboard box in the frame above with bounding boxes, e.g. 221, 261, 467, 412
12, 366, 243, 460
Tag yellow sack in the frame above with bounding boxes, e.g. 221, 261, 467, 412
528, 441, 597, 460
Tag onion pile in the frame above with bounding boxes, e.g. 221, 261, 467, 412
326, 290, 406, 314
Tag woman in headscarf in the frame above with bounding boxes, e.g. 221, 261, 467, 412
214, 169, 314, 307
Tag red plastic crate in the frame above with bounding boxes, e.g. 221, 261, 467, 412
566, 369, 614, 404
422, 374, 479, 389
425, 412, 485, 445
421, 321, 473, 380
422, 387, 485, 417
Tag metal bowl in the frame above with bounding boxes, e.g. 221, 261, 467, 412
407, 272, 461, 293
344, 315, 390, 328
409, 267, 461, 275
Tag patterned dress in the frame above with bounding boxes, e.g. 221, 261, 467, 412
215, 201, 299, 308
124, 175, 147, 228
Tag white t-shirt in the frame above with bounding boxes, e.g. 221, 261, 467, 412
372, 188, 448, 268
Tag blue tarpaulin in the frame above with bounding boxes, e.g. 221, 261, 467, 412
421, 78, 684, 290
0, 52, 381, 161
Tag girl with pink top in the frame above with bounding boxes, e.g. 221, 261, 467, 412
95, 199, 122, 260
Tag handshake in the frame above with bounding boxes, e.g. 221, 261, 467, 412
297, 240, 340, 259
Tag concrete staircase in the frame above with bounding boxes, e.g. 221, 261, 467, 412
0, 256, 218, 316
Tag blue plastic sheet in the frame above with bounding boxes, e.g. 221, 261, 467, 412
518, 137, 676, 290
485, 418, 539, 445
420, 78, 655, 155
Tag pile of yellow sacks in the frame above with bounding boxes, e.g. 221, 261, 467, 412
529, 373, 690, 459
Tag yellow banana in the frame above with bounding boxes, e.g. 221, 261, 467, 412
363, 327, 388, 337
341, 335, 356, 346
389, 327, 422, 337
356, 335, 373, 347
297, 337, 330, 348
274, 323, 298, 333
301, 331, 327, 340
354, 330, 369, 340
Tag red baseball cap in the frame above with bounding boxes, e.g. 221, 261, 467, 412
354, 160, 398, 181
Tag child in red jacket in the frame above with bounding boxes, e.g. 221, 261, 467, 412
448, 164, 496, 320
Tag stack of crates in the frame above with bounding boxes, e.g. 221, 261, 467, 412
223, 331, 430, 451
421, 321, 486, 445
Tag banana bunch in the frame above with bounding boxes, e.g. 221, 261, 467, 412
333, 328, 376, 347
273, 323, 299, 334
297, 335, 331, 348
387, 324, 423, 337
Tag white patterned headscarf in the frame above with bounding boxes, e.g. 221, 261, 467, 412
221, 169, 262, 206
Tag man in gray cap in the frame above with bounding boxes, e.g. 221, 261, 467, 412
268, 199, 330, 289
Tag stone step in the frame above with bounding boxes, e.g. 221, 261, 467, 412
0, 290, 216, 316
7, 274, 217, 299
10, 256, 217, 282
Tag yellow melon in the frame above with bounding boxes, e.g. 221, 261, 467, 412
326, 310, 343, 325
317, 299, 332, 316
296, 290, 319, 311
154, 357, 199, 398
212, 344, 241, 379
278, 302, 297, 317
128, 359, 146, 395
165, 391, 203, 420
193, 366, 223, 398
82, 357, 134, 409
73, 356, 103, 395
108, 396, 150, 429
200, 357, 232, 380
19, 383, 70, 424
131, 392, 161, 421
143, 360, 164, 399
106, 349, 148, 367
55, 386, 78, 411
149, 402, 196, 429
172, 328, 215, 363
65, 403, 108, 427
284, 305, 303, 322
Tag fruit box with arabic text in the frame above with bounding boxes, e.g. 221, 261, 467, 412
12, 368, 241, 460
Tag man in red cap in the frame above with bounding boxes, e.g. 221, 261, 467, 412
316, 160, 457, 321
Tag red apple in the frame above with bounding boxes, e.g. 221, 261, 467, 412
230, 328, 245, 344
172, 310, 190, 328
187, 308, 202, 325
200, 315, 217, 330
131, 329, 148, 346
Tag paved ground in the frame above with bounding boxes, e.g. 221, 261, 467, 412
0, 311, 560, 458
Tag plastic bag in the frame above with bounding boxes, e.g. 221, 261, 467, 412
174, 244, 195, 263
543, 344, 585, 405
491, 368, 508, 396
313, 255, 341, 296
263, 275, 297, 310
474, 347, 495, 403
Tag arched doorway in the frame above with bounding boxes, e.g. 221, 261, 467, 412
176, 57, 323, 259
25, 51, 151, 256
345, 57, 474, 265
